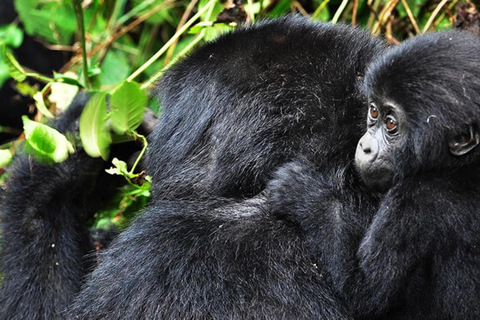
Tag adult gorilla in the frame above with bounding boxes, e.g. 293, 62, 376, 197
0, 16, 383, 319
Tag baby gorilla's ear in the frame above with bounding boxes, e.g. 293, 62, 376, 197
449, 123, 480, 156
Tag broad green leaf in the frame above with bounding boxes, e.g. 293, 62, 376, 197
3, 47, 26, 82
0, 24, 24, 48
0, 149, 13, 167
100, 50, 131, 86
110, 81, 147, 135
22, 116, 75, 163
33, 92, 54, 118
79, 92, 111, 160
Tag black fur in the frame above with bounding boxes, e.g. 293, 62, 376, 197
148, 16, 384, 199
273, 30, 480, 319
0, 16, 383, 319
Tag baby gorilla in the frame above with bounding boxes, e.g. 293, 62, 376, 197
270, 31, 480, 319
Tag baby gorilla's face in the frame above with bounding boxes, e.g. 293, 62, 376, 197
355, 101, 404, 192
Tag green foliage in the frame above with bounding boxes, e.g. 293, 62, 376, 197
0, 23, 24, 86
0, 149, 13, 167
33, 92, 54, 119
15, 0, 76, 44
79, 92, 111, 160
110, 81, 148, 135
0, 24, 23, 48
22, 116, 75, 163
2, 46, 26, 82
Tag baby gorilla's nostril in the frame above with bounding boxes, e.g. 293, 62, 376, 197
360, 142, 372, 154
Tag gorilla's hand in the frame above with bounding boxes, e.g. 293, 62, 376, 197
267, 159, 347, 225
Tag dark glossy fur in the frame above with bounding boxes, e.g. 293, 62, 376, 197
271, 31, 480, 319
148, 16, 383, 199
0, 17, 383, 319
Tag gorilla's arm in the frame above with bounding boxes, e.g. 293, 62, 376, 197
267, 160, 373, 291
269, 162, 480, 318
68, 198, 349, 319
356, 179, 480, 319
267, 161, 430, 317
0, 94, 120, 319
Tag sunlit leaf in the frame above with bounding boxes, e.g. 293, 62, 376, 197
105, 157, 129, 177
50, 72, 80, 112
3, 47, 26, 82
33, 92, 54, 118
79, 92, 111, 160
0, 24, 24, 48
22, 116, 75, 163
0, 149, 13, 167
110, 81, 147, 134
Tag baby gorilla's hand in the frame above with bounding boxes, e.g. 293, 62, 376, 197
267, 159, 344, 225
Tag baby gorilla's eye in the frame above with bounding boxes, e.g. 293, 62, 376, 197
385, 116, 397, 132
369, 104, 379, 120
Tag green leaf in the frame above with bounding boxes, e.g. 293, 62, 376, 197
0, 149, 13, 167
3, 47, 26, 82
105, 158, 130, 177
50, 75, 80, 113
79, 92, 111, 160
0, 56, 10, 88
22, 116, 75, 163
33, 92, 54, 118
15, 0, 75, 44
15, 82, 37, 97
88, 66, 102, 77
0, 24, 24, 48
100, 50, 131, 86
53, 72, 85, 87
110, 81, 147, 135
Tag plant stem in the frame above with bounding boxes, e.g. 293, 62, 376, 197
25, 73, 54, 83
127, 0, 217, 82
332, 0, 349, 23
141, 31, 205, 90
129, 132, 148, 174
73, 0, 91, 90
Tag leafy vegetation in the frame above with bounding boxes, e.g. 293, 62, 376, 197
0, 0, 473, 229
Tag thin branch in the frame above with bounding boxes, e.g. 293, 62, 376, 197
352, 0, 359, 25
401, 0, 420, 34
311, 0, 330, 20
165, 0, 199, 66
73, 0, 91, 89
423, 0, 449, 32
372, 0, 399, 34
142, 31, 205, 89
332, 0, 350, 23
127, 0, 217, 82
